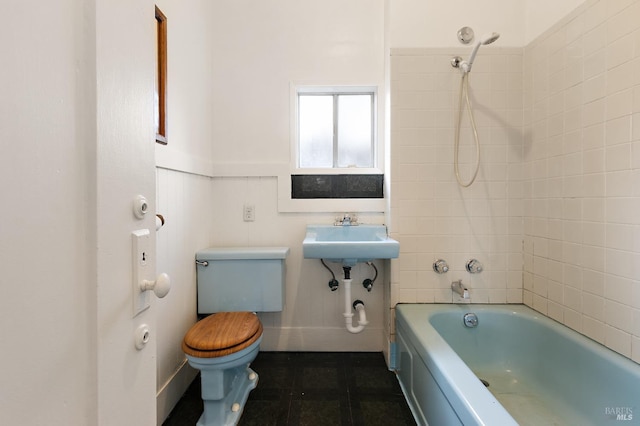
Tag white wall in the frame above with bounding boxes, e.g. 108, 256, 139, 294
390, 0, 588, 48
154, 0, 214, 176
523, 0, 587, 44
0, 1, 97, 423
1, 0, 158, 425
390, 0, 525, 48
209, 0, 386, 165
155, 169, 212, 423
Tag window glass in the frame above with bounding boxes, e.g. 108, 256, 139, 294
337, 95, 373, 167
299, 95, 333, 168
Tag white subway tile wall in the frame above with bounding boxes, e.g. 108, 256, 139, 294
523, 0, 640, 363
390, 47, 525, 308
390, 0, 640, 364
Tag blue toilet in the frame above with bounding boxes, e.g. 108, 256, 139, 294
182, 247, 289, 426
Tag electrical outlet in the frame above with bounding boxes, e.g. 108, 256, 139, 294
243, 204, 255, 222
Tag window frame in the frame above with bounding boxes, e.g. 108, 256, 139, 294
155, 6, 168, 145
292, 85, 381, 175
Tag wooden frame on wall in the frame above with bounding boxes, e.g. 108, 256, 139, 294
155, 6, 168, 144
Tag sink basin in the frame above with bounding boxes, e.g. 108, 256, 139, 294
303, 225, 400, 266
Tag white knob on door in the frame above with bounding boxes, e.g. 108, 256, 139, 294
140, 273, 171, 298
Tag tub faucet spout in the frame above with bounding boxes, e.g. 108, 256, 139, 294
452, 280, 469, 299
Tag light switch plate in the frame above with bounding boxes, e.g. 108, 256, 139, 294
132, 229, 151, 317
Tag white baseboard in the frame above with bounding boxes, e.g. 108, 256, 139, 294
260, 326, 385, 352
156, 359, 198, 426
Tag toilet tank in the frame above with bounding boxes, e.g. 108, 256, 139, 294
195, 247, 289, 314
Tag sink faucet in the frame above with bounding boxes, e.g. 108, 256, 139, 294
451, 280, 469, 299
335, 213, 358, 226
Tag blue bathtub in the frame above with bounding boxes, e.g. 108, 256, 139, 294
395, 304, 640, 426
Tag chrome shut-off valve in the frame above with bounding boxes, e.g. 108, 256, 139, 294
433, 259, 449, 274
466, 259, 483, 273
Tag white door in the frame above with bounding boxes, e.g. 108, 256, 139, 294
95, 0, 158, 424
0, 0, 158, 424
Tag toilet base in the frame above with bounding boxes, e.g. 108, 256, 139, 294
197, 366, 258, 426
186, 336, 262, 426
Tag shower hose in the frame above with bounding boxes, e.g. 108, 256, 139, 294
454, 72, 481, 187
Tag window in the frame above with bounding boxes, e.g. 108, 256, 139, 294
291, 86, 383, 201
297, 89, 375, 169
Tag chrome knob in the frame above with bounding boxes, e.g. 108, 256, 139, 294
433, 259, 449, 274
466, 259, 483, 274
457, 26, 475, 45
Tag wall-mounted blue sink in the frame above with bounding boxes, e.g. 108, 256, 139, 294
302, 225, 400, 266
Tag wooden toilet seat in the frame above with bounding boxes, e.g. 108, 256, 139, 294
182, 312, 263, 358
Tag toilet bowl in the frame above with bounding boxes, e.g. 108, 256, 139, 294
182, 311, 263, 426
184, 247, 289, 426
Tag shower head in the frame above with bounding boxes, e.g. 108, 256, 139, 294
459, 32, 500, 73
480, 32, 500, 45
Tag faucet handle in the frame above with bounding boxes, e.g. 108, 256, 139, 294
466, 259, 483, 273
433, 259, 449, 274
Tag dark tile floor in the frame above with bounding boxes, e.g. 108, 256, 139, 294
163, 352, 416, 426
